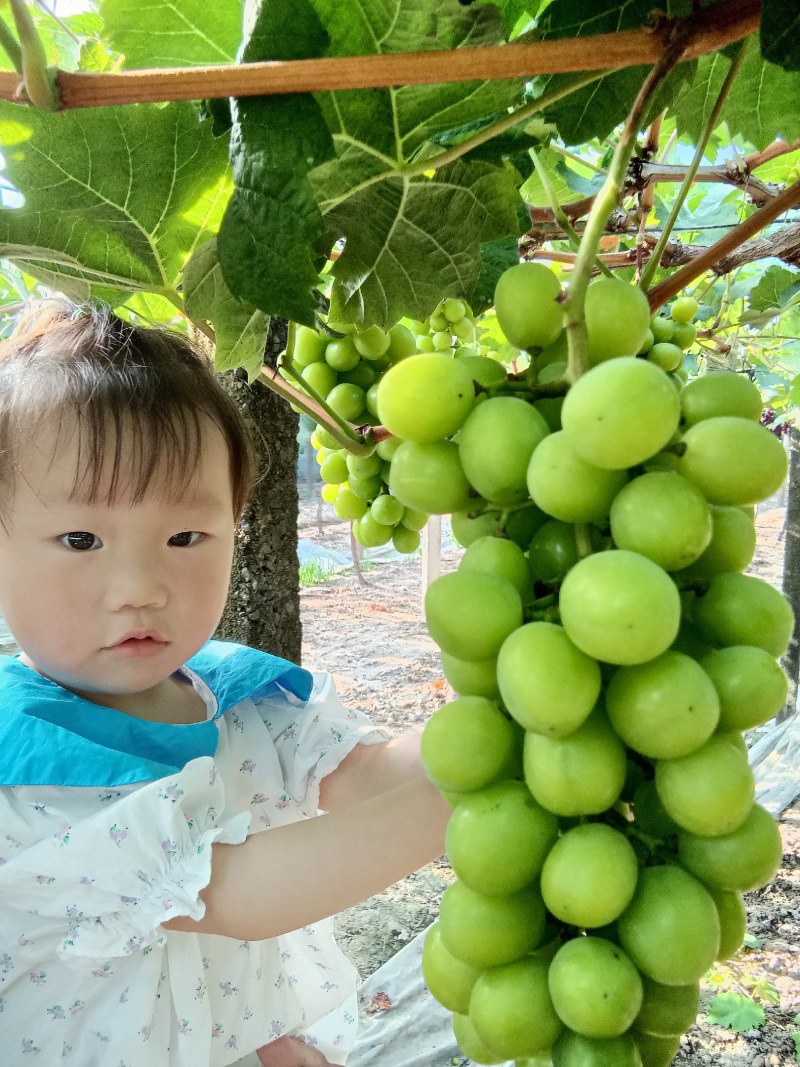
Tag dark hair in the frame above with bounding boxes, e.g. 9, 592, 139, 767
0, 301, 256, 518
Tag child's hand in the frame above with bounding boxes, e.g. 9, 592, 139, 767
256, 1035, 344, 1066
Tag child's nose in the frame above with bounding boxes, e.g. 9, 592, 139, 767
104, 558, 168, 611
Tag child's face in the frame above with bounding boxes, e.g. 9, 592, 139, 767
0, 419, 237, 715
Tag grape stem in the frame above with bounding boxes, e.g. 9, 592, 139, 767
638, 39, 748, 290
562, 17, 698, 384
0, 20, 22, 75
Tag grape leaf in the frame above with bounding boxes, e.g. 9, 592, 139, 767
672, 40, 800, 150
99, 0, 243, 68
534, 0, 694, 144
761, 0, 800, 73
749, 265, 800, 312
215, 0, 334, 326
706, 993, 766, 1032
184, 238, 271, 382
0, 102, 230, 299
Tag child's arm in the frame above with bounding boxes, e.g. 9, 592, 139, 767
317, 731, 425, 812
163, 772, 448, 942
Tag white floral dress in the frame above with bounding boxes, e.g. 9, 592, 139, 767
0, 641, 388, 1066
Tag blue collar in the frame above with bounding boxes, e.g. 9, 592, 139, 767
0, 640, 312, 787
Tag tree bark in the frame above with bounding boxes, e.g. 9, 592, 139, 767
217, 319, 303, 665
780, 426, 800, 723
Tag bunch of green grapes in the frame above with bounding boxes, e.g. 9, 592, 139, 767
296, 303, 478, 552
376, 262, 788, 1067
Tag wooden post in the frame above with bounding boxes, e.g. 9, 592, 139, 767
421, 515, 442, 614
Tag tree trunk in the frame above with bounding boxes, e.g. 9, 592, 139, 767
780, 426, 800, 722
217, 319, 303, 664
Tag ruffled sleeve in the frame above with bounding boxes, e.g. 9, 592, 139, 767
0, 756, 250, 960
253, 672, 391, 813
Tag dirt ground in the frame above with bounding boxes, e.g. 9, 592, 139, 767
298, 500, 800, 1067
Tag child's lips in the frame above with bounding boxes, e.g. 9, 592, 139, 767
106, 632, 168, 657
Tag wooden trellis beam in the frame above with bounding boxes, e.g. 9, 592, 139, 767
0, 0, 761, 110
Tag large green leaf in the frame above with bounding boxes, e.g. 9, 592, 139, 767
184, 238, 271, 381
761, 0, 800, 73
672, 40, 800, 149
0, 102, 230, 297
99, 0, 243, 67
535, 0, 694, 144
216, 0, 334, 326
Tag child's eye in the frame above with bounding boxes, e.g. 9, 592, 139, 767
168, 531, 203, 548
58, 531, 103, 552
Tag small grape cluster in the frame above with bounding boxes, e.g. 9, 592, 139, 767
294, 301, 477, 551
375, 263, 788, 1067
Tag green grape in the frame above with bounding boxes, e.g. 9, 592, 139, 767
609, 470, 712, 571
709, 887, 747, 960
347, 473, 382, 501
459, 396, 550, 506
632, 1030, 680, 1067
540, 823, 639, 929
558, 550, 681, 666
340, 361, 377, 390
637, 327, 656, 354
345, 451, 382, 479
293, 325, 327, 367
421, 695, 515, 792
691, 571, 794, 656
617, 864, 720, 985
528, 519, 580, 585
445, 779, 559, 896
585, 278, 651, 363
333, 487, 368, 521
674, 503, 757, 579
548, 937, 643, 1039
631, 780, 680, 839
376, 353, 475, 442
605, 651, 720, 760
399, 505, 428, 531
421, 923, 482, 1014
677, 803, 783, 892
415, 334, 435, 352
324, 337, 361, 372
301, 360, 338, 397
451, 1012, 506, 1066
505, 502, 549, 547
369, 493, 404, 525
459, 535, 531, 598
450, 507, 500, 546
326, 382, 366, 422
456, 354, 508, 388
353, 511, 393, 547
494, 262, 563, 351
672, 322, 697, 350
353, 325, 390, 360
680, 371, 762, 425
655, 735, 755, 837
429, 312, 449, 332
443, 298, 467, 322
527, 431, 628, 524
470, 957, 563, 1059
425, 570, 523, 660
552, 1032, 643, 1067
523, 709, 627, 816
670, 296, 700, 323
634, 976, 700, 1037
388, 440, 473, 514
497, 621, 601, 737
701, 645, 788, 731
320, 482, 338, 504
677, 417, 787, 505
452, 317, 476, 342
432, 330, 453, 351
392, 525, 421, 553
439, 880, 546, 968
375, 436, 402, 461
646, 342, 683, 373
440, 650, 499, 699
649, 315, 676, 344
319, 450, 349, 484
365, 381, 381, 417
561, 358, 680, 470
385, 323, 417, 363
313, 423, 341, 449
